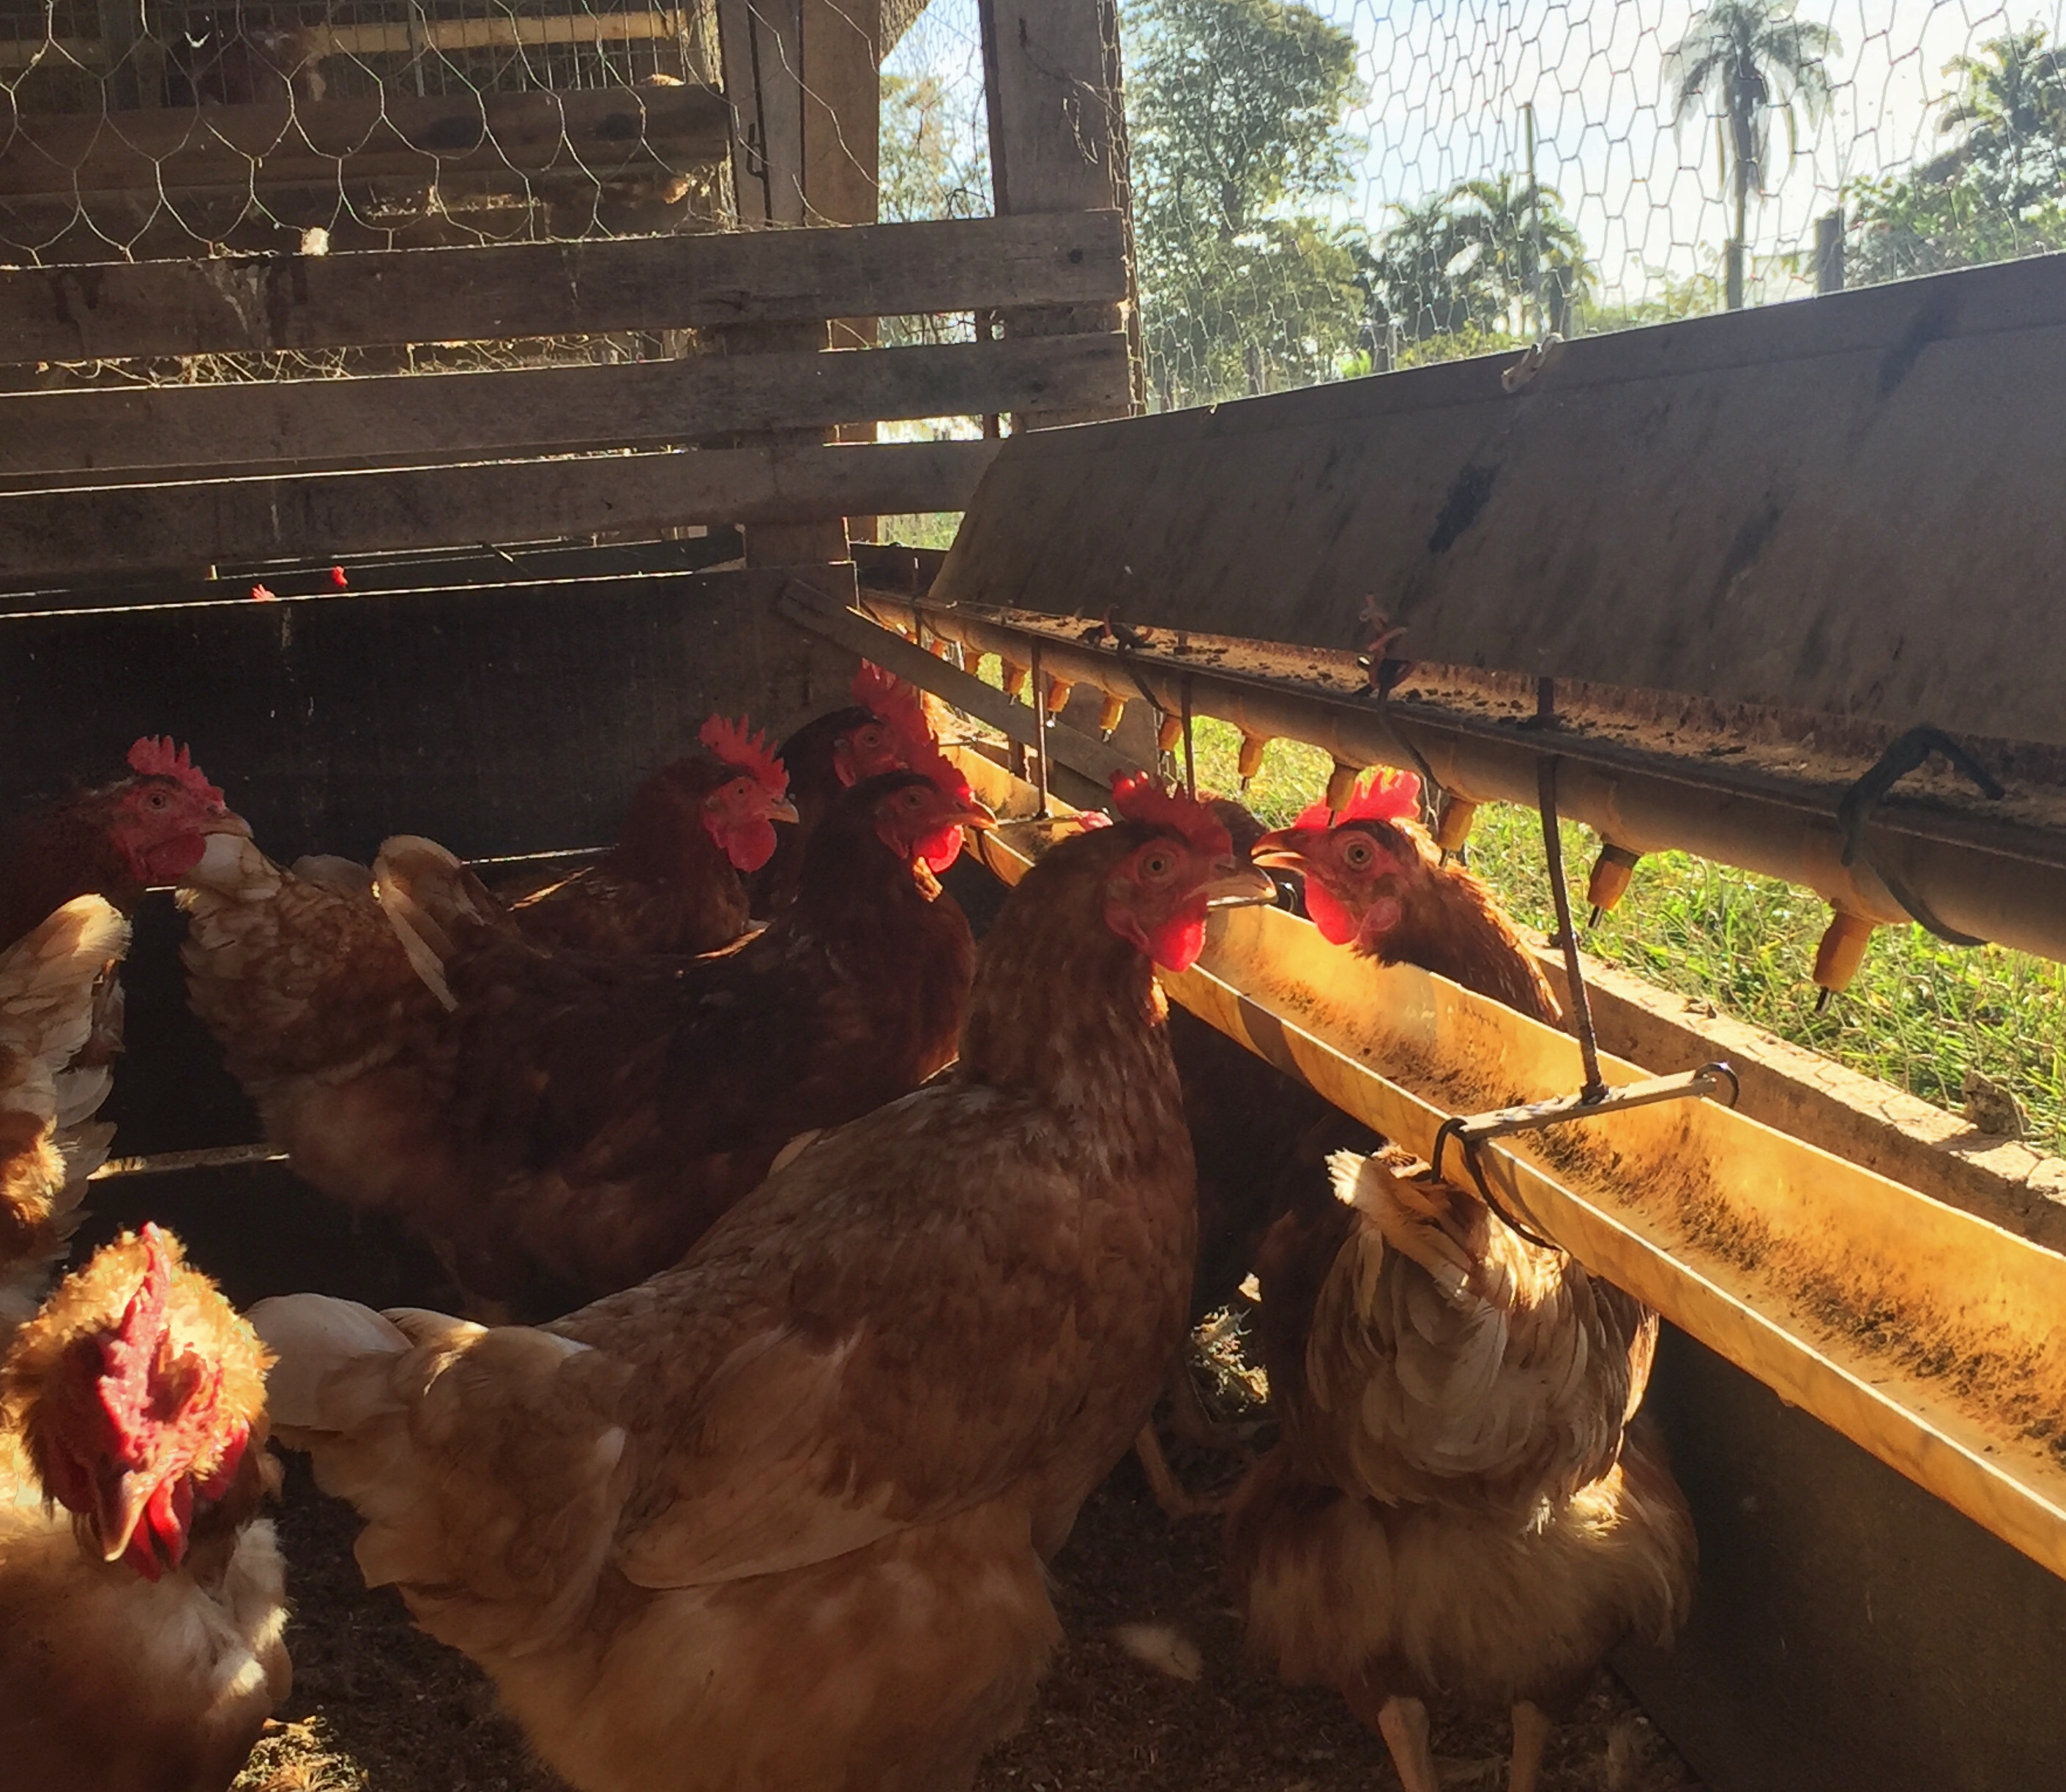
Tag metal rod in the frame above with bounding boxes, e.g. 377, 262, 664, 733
1181, 674, 1197, 800
846, 592, 2066, 965
1537, 755, 1608, 1100
1029, 640, 1051, 818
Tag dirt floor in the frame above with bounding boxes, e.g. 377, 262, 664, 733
231, 1439, 1704, 1792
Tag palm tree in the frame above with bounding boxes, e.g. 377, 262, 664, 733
1666, 0, 1841, 308
1446, 173, 1595, 334
1937, 26, 2066, 198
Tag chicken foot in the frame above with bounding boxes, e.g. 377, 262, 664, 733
1163, 1341, 1252, 1452
1133, 1422, 1219, 1519
1507, 1700, 1553, 1792
1373, 1695, 1441, 1792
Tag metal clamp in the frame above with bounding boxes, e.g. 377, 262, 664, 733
1430, 1062, 1740, 1250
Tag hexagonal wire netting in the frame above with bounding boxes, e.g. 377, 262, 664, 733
888, 0, 2066, 404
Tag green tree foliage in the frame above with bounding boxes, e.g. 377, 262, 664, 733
1368, 178, 1593, 351
1666, 0, 1839, 305
1126, 0, 1373, 406
877, 72, 991, 346
1848, 24, 2066, 285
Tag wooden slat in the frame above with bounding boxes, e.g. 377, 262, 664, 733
0, 440, 997, 578
0, 335, 1127, 479
0, 210, 1128, 364
934, 251, 2066, 752
977, 0, 1134, 428
0, 83, 728, 200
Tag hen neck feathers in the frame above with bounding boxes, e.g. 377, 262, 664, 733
1383, 862, 1562, 1026
956, 865, 1185, 1163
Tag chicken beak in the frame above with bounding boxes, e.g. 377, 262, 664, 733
1248, 826, 1310, 872
92, 1468, 152, 1564
206, 808, 255, 840
1201, 863, 1278, 909
955, 797, 999, 832
765, 798, 802, 826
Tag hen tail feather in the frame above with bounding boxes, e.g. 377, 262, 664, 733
373, 837, 507, 1010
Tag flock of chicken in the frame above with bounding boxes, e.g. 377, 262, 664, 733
0, 666, 1695, 1792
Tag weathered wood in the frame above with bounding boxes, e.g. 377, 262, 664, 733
934, 251, 2066, 752
0, 209, 1127, 364
0, 440, 998, 578
0, 335, 1128, 479
1621, 1326, 2066, 1792
977, 0, 1135, 427
0, 563, 856, 859
800, 0, 884, 535
0, 83, 728, 199
716, 0, 805, 226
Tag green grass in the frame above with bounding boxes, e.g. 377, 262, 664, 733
1180, 720, 2066, 1156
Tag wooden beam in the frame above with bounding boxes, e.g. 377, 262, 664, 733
0, 335, 1129, 479
0, 440, 999, 579
977, 0, 1136, 426
716, 0, 805, 226
774, 578, 1135, 785
800, 0, 884, 537
0, 209, 1127, 364
0, 83, 728, 200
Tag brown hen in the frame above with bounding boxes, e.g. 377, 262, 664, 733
1, 1225, 289, 1792
496, 713, 799, 958
1228, 771, 1691, 1792
250, 778, 1272, 1792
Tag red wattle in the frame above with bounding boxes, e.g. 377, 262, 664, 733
706, 813, 778, 873
1148, 900, 1210, 973
1302, 878, 1359, 947
917, 824, 966, 874
141, 832, 208, 882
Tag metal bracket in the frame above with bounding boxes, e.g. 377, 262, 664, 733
1431, 1062, 1739, 1249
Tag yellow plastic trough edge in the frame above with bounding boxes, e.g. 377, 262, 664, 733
947, 744, 2066, 1584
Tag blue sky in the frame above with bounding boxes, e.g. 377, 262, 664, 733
889, 0, 2066, 305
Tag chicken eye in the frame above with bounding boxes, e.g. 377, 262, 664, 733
145, 791, 169, 811
1340, 837, 1374, 870
1138, 849, 1175, 881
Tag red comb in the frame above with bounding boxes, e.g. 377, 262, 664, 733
698, 714, 788, 802
1290, 766, 1422, 830
851, 662, 933, 744
99, 1224, 177, 1455
1110, 772, 1234, 858
329, 564, 348, 589
126, 737, 224, 808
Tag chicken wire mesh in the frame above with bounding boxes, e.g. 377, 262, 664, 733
889, 0, 2066, 407
0, 0, 744, 261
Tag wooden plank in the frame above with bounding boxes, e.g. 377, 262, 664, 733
977, 0, 1135, 427
1619, 1326, 2066, 1792
933, 252, 2066, 751
0, 209, 1128, 364
801, 0, 883, 537
0, 335, 1128, 479
716, 0, 805, 226
0, 563, 857, 861
1, 14, 695, 70
0, 83, 729, 199
773, 578, 1135, 785
0, 440, 999, 578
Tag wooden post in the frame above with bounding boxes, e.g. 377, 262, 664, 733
977, 0, 1138, 427
712, 0, 883, 563
1816, 209, 1846, 296
802, 0, 881, 543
